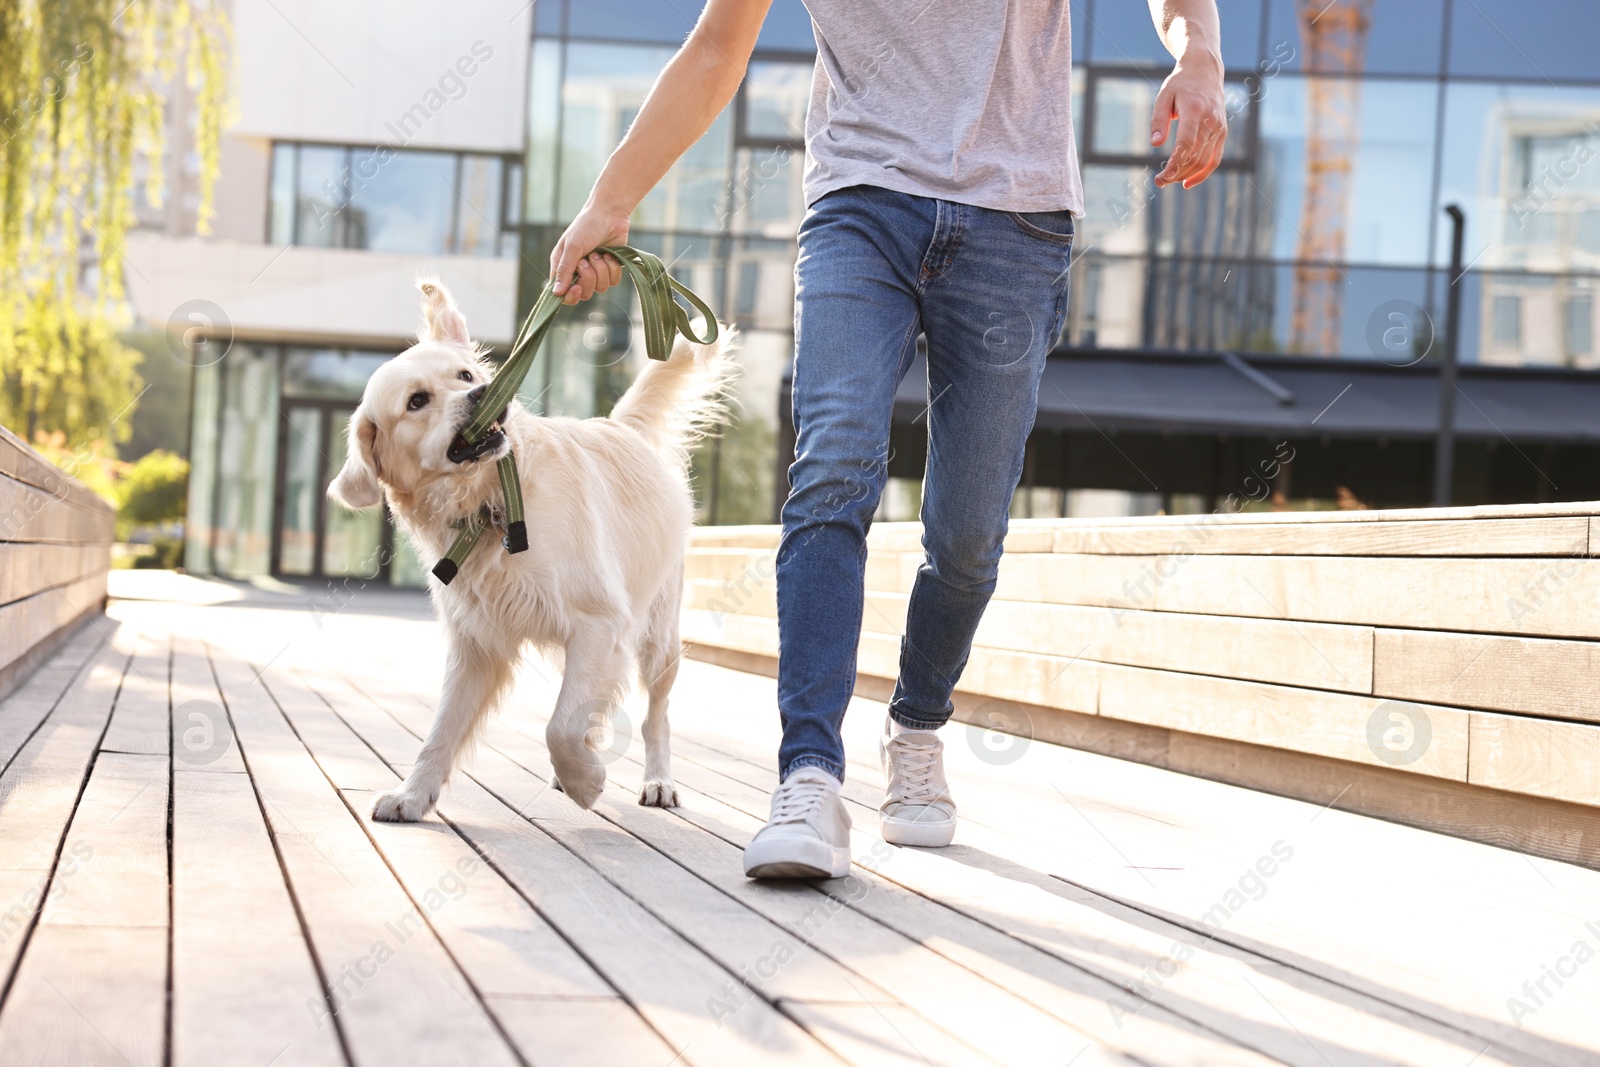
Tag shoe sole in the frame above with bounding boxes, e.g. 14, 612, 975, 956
743, 835, 850, 879
880, 815, 957, 848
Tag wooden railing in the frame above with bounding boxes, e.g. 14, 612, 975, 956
0, 426, 115, 701
683, 503, 1600, 867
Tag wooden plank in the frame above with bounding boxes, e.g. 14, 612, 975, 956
786, 1004, 1004, 1067
38, 752, 169, 928
0, 425, 115, 518
804, 674, 1600, 1067
1051, 516, 1590, 557
484, 997, 678, 1067
0, 543, 109, 606
484, 725, 1251, 1067
310, 672, 883, 1067
0, 926, 166, 1067
212, 654, 522, 1067
636, 684, 1574, 1067
0, 572, 109, 678
99, 633, 170, 759
269, 670, 628, 1002
696, 579, 1378, 696
170, 638, 246, 773
171, 768, 345, 1067
1097, 663, 1470, 780
405, 684, 1255, 1067
0, 666, 167, 1066
0, 634, 134, 884
0, 474, 112, 543
1468, 715, 1600, 807
1375, 628, 1600, 723
987, 552, 1600, 639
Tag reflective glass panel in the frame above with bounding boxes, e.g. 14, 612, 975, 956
278, 405, 321, 576
347, 149, 456, 254
1254, 76, 1438, 266
282, 349, 390, 401
1263, 0, 1445, 77
1435, 82, 1600, 274
1447, 0, 1600, 82
295, 145, 348, 248
323, 410, 384, 577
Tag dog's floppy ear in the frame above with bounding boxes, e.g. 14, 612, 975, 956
329, 411, 383, 509
418, 277, 470, 345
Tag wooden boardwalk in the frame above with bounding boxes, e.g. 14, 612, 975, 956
0, 572, 1596, 1067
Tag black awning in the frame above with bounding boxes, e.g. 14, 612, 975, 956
879, 349, 1600, 444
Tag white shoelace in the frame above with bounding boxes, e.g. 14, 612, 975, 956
770, 775, 833, 825
888, 737, 939, 801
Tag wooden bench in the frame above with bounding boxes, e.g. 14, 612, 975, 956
0, 425, 115, 703
683, 503, 1600, 869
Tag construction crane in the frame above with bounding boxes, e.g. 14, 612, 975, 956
1290, 0, 1373, 356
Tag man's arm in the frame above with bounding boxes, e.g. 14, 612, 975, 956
550, 0, 773, 303
1147, 0, 1228, 189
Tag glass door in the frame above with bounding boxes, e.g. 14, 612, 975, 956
272, 403, 388, 581
277, 405, 323, 576
322, 408, 384, 578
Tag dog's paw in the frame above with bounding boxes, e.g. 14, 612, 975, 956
638, 779, 679, 808
550, 775, 564, 794
372, 787, 437, 823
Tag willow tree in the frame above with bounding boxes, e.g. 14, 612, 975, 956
0, 0, 229, 454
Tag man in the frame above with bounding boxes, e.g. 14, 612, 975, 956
551, 0, 1229, 878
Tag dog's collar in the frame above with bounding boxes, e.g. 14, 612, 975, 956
432, 481, 529, 586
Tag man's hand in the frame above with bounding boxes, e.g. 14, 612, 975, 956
1150, 51, 1227, 189
550, 204, 630, 304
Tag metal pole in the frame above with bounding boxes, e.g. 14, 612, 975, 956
1434, 204, 1465, 507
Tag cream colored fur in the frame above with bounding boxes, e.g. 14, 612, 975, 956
329, 278, 737, 820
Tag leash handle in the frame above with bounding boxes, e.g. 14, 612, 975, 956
434, 244, 719, 585
457, 245, 718, 447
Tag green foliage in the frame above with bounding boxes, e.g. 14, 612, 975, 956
116, 448, 188, 536
0, 0, 230, 452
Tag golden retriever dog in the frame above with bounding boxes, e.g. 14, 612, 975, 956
328, 278, 736, 820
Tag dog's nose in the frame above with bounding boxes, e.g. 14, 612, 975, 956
466, 384, 488, 406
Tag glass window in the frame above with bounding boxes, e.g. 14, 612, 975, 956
757, 0, 816, 51
347, 149, 456, 254
269, 143, 295, 245
565, 0, 700, 44
456, 154, 504, 256
729, 145, 804, 238
1263, 0, 1445, 77
1492, 294, 1521, 345
1447, 0, 1600, 82
559, 43, 731, 233
1255, 76, 1438, 266
1435, 82, 1600, 272
1565, 292, 1593, 358
743, 61, 810, 142
534, 0, 563, 35
525, 38, 564, 226
1089, 74, 1252, 163
323, 411, 384, 578
278, 406, 322, 576
212, 348, 278, 578
295, 145, 348, 248
282, 349, 390, 401
183, 359, 220, 573
1087, 0, 1262, 71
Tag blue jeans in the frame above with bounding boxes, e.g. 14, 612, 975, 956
776, 184, 1075, 782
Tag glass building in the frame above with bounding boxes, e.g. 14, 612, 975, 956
184, 0, 1600, 585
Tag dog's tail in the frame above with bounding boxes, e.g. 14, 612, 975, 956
608, 325, 739, 470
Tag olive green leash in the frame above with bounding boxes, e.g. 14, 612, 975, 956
431, 245, 719, 586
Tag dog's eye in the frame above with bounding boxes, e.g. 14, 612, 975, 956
407, 391, 430, 411
457, 370, 473, 382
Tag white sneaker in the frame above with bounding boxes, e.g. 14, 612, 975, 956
743, 767, 852, 879
879, 716, 957, 847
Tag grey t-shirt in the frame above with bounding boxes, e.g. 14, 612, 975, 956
799, 0, 1084, 214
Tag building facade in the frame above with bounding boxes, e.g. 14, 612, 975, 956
153, 0, 1600, 584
